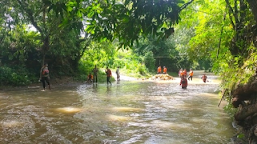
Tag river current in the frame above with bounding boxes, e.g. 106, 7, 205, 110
0, 78, 235, 144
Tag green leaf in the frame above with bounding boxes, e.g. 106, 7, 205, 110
121, 15, 130, 23
87, 11, 95, 18
85, 25, 95, 34
67, 6, 73, 12
237, 134, 245, 139
77, 10, 82, 17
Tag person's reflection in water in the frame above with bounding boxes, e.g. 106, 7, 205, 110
92, 84, 98, 93
106, 86, 111, 94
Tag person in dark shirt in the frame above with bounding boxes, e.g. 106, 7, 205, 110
39, 63, 50, 91
93, 65, 98, 83
105, 67, 112, 85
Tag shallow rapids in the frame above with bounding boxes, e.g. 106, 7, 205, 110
0, 79, 235, 143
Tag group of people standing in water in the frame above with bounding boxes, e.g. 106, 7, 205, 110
178, 68, 208, 89
157, 66, 167, 74
157, 67, 208, 89
87, 65, 120, 85
39, 63, 208, 90
178, 68, 192, 89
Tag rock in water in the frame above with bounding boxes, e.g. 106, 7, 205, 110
152, 74, 174, 80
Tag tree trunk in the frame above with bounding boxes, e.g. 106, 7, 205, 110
42, 53, 45, 67
41, 36, 49, 66
247, 0, 257, 23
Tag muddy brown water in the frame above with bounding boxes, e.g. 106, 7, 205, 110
0, 79, 235, 144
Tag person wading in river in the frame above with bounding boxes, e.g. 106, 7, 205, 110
183, 68, 187, 77
163, 66, 167, 74
92, 65, 98, 83
87, 73, 93, 83
105, 67, 112, 85
201, 74, 207, 83
188, 68, 193, 81
179, 68, 184, 78
116, 66, 120, 81
157, 66, 162, 74
180, 76, 188, 89
39, 63, 50, 91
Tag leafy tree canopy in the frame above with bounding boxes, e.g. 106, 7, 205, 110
68, 0, 194, 47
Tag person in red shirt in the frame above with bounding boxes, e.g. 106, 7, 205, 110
163, 66, 167, 74
157, 66, 162, 74
87, 73, 93, 83
105, 67, 112, 85
180, 76, 188, 89
201, 74, 207, 83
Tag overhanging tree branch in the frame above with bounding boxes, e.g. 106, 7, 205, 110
226, 5, 235, 29
217, 13, 226, 59
16, 0, 43, 36
179, 0, 194, 12
225, 0, 239, 26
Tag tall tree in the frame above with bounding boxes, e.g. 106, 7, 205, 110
6, 0, 85, 66
1, 0, 87, 70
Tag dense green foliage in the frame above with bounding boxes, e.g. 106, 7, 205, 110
0, 0, 86, 84
78, 40, 152, 80
0, 66, 35, 86
1, 0, 196, 85
183, 0, 257, 88
78, 0, 194, 47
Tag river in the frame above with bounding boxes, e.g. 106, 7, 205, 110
0, 77, 235, 144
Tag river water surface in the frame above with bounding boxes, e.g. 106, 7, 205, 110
0, 78, 235, 144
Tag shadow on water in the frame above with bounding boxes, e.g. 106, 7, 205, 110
0, 79, 235, 144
